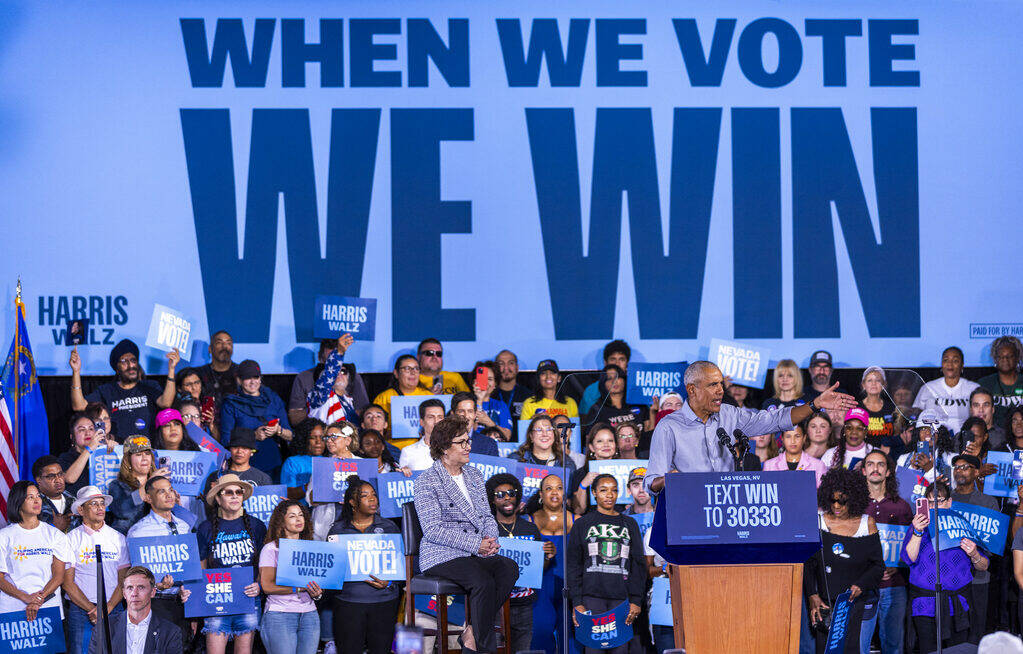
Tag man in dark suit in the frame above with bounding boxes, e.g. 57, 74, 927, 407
89, 566, 183, 654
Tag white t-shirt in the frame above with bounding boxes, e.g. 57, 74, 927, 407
49, 495, 67, 514
66, 523, 130, 603
913, 378, 979, 432
398, 439, 433, 472
821, 443, 874, 469
451, 473, 472, 504
0, 522, 71, 613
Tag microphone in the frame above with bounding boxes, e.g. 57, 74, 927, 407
733, 428, 750, 452
716, 427, 733, 450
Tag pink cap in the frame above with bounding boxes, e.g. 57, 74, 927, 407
844, 407, 870, 427
155, 408, 183, 428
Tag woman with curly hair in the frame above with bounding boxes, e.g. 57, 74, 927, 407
804, 467, 883, 654
281, 418, 326, 500
258, 500, 323, 654
979, 335, 1023, 425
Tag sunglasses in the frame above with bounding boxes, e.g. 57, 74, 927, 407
420, 350, 443, 358
492, 490, 518, 500
220, 488, 245, 497
830, 496, 849, 505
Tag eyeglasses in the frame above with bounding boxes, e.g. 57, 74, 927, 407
930, 496, 950, 503
618, 433, 638, 441
492, 490, 518, 499
450, 438, 471, 449
82, 499, 105, 509
40, 472, 65, 481
532, 427, 554, 435
953, 464, 976, 471
420, 350, 443, 358
830, 496, 849, 505
398, 366, 420, 373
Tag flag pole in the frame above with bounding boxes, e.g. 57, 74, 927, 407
12, 278, 21, 475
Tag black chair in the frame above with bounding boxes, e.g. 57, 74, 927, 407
402, 502, 511, 654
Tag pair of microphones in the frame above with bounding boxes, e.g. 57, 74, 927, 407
716, 427, 760, 471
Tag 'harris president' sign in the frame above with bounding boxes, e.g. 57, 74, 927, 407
0, 607, 63, 654
128, 533, 203, 582
276, 539, 348, 590
313, 295, 377, 340
184, 567, 258, 618
310, 457, 377, 503
326, 534, 406, 581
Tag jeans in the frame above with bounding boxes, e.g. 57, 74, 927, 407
868, 586, 906, 654
651, 625, 675, 654
67, 602, 124, 654
509, 600, 535, 654
261, 609, 320, 654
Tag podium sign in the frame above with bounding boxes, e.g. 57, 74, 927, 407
652, 471, 821, 565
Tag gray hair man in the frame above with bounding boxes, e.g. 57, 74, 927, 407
644, 361, 856, 493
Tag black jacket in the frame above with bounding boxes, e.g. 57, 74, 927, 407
88, 609, 183, 654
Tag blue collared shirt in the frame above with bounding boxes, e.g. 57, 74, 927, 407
644, 401, 795, 493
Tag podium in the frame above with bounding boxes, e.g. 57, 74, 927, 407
649, 471, 821, 654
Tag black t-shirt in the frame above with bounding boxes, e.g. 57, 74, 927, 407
197, 363, 238, 402
499, 517, 543, 604
859, 398, 898, 448
86, 380, 163, 438
196, 515, 268, 569
583, 403, 648, 435
57, 449, 90, 495
565, 510, 647, 606
494, 385, 533, 422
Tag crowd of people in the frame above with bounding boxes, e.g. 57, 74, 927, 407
5, 332, 1023, 654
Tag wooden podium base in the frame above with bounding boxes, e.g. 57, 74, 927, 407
668, 563, 803, 654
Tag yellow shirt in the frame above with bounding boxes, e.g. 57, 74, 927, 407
418, 371, 470, 395
519, 396, 579, 421
373, 387, 432, 420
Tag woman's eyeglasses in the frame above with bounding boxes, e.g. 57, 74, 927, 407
450, 438, 472, 449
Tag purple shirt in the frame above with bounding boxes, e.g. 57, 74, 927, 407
901, 529, 975, 617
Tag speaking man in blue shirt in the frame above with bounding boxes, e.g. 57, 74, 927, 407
644, 361, 856, 493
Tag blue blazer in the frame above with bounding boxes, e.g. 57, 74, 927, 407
413, 459, 499, 571
89, 609, 182, 654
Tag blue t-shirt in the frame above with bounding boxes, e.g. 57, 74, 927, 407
479, 398, 513, 432
197, 515, 268, 568
280, 455, 314, 488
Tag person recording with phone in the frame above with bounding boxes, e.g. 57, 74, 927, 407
645, 361, 856, 492
902, 481, 988, 652
804, 468, 883, 654
220, 359, 292, 481
471, 361, 512, 441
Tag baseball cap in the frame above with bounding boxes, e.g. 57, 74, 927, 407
809, 350, 832, 366
537, 359, 559, 374
238, 359, 261, 379
155, 408, 183, 429
952, 454, 981, 469
628, 467, 647, 484
844, 407, 870, 427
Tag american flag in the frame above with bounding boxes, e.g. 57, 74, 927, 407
0, 385, 14, 525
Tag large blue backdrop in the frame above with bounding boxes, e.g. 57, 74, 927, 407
2, 1, 1021, 374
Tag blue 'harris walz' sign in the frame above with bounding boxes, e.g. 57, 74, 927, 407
313, 295, 377, 340
0, 606, 63, 654
128, 533, 203, 583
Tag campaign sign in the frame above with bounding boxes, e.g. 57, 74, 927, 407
1014, 450, 1023, 480
89, 445, 124, 494
574, 601, 633, 650
276, 539, 348, 590
660, 471, 821, 565
312, 295, 377, 341
628, 511, 655, 541
155, 449, 217, 497
378, 470, 421, 519
65, 318, 89, 347
145, 303, 191, 353
310, 457, 378, 503
496, 442, 519, 458
895, 466, 930, 505
590, 459, 649, 505
625, 362, 687, 405
519, 463, 561, 501
128, 533, 202, 582
188, 422, 227, 468
467, 453, 520, 482
876, 523, 911, 567
709, 338, 771, 388
329, 534, 405, 582
823, 590, 854, 654
183, 567, 257, 618
390, 394, 453, 438
0, 606, 64, 654
244, 485, 287, 525
951, 502, 1009, 555
648, 577, 673, 627
513, 420, 582, 453
497, 537, 544, 589
984, 451, 1020, 499
414, 594, 466, 626
928, 509, 983, 552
